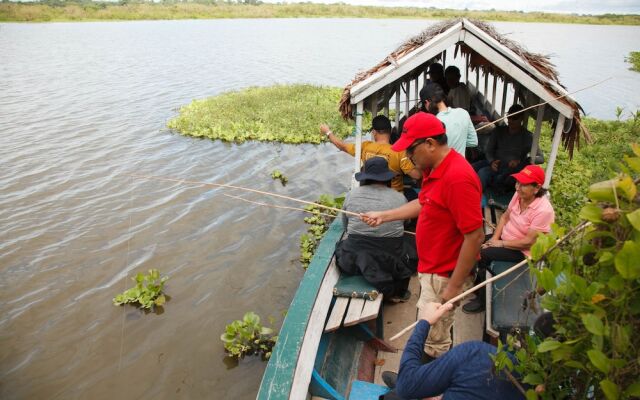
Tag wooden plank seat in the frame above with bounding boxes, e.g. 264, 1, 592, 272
324, 275, 383, 333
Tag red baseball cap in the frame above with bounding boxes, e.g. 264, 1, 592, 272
391, 112, 446, 152
511, 165, 545, 185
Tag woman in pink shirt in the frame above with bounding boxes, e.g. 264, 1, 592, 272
463, 165, 555, 314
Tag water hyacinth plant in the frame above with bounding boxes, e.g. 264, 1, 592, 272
221, 312, 277, 360
167, 84, 360, 144
113, 269, 168, 310
271, 170, 288, 186
300, 194, 344, 269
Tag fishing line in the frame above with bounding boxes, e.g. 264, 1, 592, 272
118, 176, 134, 373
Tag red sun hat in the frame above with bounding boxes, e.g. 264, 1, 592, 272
391, 112, 446, 152
511, 165, 545, 185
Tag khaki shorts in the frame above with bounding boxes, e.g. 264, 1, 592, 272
417, 272, 474, 358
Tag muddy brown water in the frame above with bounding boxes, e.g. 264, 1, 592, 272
1, 19, 639, 399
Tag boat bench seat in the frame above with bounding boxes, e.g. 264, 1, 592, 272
324, 275, 383, 333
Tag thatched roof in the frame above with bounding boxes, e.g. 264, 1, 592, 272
339, 18, 589, 156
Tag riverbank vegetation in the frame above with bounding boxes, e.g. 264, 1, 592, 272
538, 113, 640, 227
493, 146, 640, 399
168, 85, 357, 145
1, 1, 639, 25
626, 51, 640, 72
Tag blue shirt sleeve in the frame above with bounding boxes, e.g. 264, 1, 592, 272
396, 320, 458, 398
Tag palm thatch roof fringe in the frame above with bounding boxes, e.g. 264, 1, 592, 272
338, 18, 589, 157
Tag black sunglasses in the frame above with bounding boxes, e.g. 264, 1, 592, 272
406, 139, 427, 156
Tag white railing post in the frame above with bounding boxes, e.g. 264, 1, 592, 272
353, 101, 364, 189
544, 113, 566, 189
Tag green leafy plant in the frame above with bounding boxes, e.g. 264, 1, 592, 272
535, 113, 640, 227
625, 51, 640, 72
493, 144, 640, 399
299, 193, 344, 269
113, 269, 168, 309
220, 312, 277, 360
271, 170, 288, 186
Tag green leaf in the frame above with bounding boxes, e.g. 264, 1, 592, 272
581, 313, 604, 336
624, 382, 640, 396
154, 294, 166, 306
615, 240, 640, 280
587, 349, 611, 374
579, 204, 603, 223
600, 379, 620, 400
624, 155, 640, 173
616, 175, 636, 201
599, 251, 614, 267
627, 209, 640, 231
525, 389, 538, 400
537, 340, 562, 353
588, 179, 617, 203
537, 268, 557, 291
523, 373, 544, 385
608, 275, 625, 291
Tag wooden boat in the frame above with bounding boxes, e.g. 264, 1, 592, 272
258, 18, 587, 400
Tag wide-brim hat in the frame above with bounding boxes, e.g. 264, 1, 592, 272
511, 165, 545, 185
355, 157, 396, 182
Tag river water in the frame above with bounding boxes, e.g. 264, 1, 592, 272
1, 18, 639, 399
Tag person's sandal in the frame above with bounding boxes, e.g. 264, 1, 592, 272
389, 290, 411, 303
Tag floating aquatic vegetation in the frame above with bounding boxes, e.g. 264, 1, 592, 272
221, 312, 277, 360
271, 170, 288, 186
168, 84, 363, 144
300, 194, 344, 269
113, 269, 168, 310
626, 51, 640, 72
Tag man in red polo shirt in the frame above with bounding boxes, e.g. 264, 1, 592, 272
362, 112, 484, 359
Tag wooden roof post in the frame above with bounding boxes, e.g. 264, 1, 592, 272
531, 103, 545, 164
371, 92, 378, 117
404, 80, 410, 118
353, 101, 364, 189
465, 53, 470, 85
414, 76, 419, 109
501, 80, 508, 116
491, 74, 497, 112
395, 82, 401, 131
544, 113, 566, 189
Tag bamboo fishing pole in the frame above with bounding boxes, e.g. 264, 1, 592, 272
127, 173, 361, 217
389, 221, 592, 341
223, 193, 339, 219
389, 259, 529, 341
224, 193, 417, 235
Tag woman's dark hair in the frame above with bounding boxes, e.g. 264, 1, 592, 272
362, 179, 391, 187
535, 186, 547, 198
